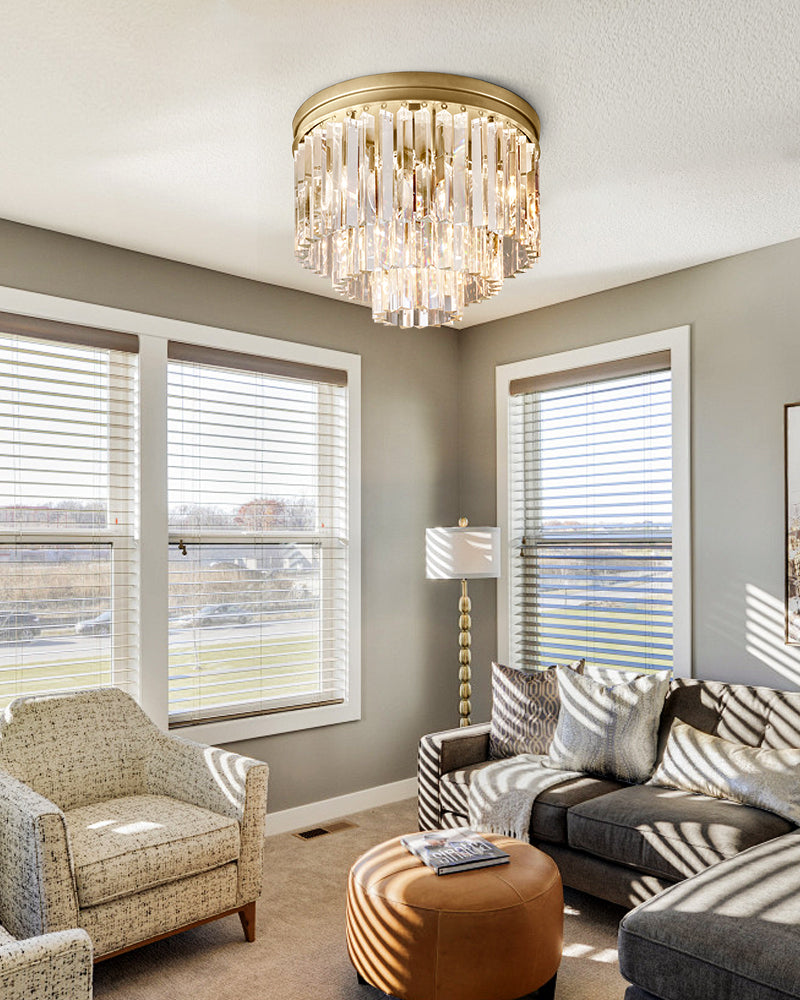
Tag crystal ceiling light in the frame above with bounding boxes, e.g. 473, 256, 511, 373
292, 72, 540, 328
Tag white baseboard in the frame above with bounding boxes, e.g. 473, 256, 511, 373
265, 776, 417, 837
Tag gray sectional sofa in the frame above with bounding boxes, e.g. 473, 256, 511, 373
418, 677, 800, 1000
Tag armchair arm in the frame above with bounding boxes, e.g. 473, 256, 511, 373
145, 733, 268, 905
0, 771, 78, 939
417, 723, 491, 830
0, 929, 92, 1000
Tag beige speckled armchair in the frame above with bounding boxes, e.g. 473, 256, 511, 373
0, 926, 92, 1000
0, 688, 268, 960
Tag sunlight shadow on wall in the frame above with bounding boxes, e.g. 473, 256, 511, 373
745, 584, 800, 687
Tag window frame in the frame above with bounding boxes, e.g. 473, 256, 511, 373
0, 285, 361, 742
496, 326, 691, 678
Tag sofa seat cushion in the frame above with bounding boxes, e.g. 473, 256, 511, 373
65, 794, 240, 907
440, 762, 623, 844
0, 924, 14, 946
618, 832, 800, 1000
530, 775, 627, 843
568, 784, 793, 881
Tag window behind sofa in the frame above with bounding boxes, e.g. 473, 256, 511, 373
506, 351, 673, 673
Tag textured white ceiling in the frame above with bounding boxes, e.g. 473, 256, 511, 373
2, 0, 799, 327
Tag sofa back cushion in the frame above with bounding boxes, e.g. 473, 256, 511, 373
661, 678, 800, 751
0, 688, 155, 810
650, 719, 800, 824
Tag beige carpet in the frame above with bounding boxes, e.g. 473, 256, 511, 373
92, 799, 629, 1000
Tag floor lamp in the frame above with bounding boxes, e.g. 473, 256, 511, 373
425, 518, 501, 727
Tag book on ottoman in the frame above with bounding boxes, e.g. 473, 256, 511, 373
401, 828, 511, 875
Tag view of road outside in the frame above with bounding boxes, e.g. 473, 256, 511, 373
166, 358, 347, 722
167, 540, 323, 720
0, 537, 321, 712
518, 543, 673, 671
0, 335, 347, 719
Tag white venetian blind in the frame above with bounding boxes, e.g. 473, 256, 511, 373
166, 342, 349, 726
0, 313, 139, 707
508, 354, 672, 673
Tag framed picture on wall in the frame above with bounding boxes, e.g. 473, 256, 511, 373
786, 402, 800, 643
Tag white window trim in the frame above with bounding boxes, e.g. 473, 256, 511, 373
496, 326, 692, 678
0, 284, 362, 742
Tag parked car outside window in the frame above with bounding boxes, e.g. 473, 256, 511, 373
180, 604, 253, 628
0, 613, 41, 642
75, 610, 112, 636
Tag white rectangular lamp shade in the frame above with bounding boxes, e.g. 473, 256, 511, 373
426, 527, 501, 580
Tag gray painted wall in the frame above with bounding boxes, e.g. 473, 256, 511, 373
460, 236, 800, 724
0, 220, 462, 812
5, 219, 800, 809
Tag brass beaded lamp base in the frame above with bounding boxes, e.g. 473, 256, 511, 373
458, 578, 472, 726
425, 514, 500, 729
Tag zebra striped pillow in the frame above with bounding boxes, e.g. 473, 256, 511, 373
489, 659, 585, 759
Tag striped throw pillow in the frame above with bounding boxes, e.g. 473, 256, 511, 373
489, 659, 585, 759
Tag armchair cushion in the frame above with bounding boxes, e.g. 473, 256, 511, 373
66, 794, 240, 907
144, 736, 268, 905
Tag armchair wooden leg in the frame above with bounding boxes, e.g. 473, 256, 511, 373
239, 901, 256, 942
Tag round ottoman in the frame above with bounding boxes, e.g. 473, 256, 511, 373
346, 834, 563, 1000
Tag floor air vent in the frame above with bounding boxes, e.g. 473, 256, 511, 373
294, 819, 357, 840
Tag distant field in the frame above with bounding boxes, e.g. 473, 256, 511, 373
169, 634, 318, 717
0, 632, 318, 716
523, 608, 673, 672
0, 655, 113, 704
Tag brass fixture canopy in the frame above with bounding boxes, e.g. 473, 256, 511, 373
293, 72, 541, 328
293, 72, 540, 151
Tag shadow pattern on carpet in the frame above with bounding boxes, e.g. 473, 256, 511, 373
92, 798, 628, 1000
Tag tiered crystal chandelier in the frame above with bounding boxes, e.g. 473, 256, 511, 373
293, 73, 540, 328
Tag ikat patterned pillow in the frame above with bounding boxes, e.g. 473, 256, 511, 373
489, 659, 585, 759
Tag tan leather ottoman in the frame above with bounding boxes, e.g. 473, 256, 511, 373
346, 834, 563, 1000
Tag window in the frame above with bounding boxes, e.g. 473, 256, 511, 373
166, 343, 349, 726
0, 314, 138, 705
0, 293, 360, 740
497, 328, 691, 677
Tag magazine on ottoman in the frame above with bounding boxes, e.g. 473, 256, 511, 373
401, 828, 510, 875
